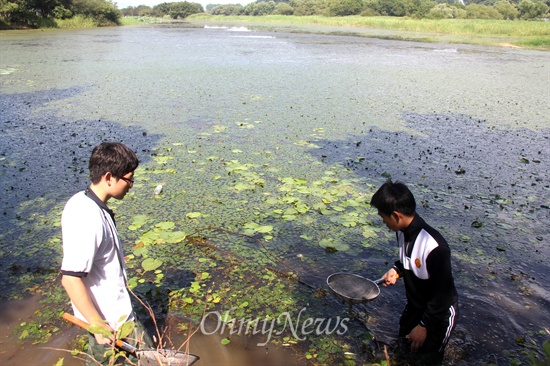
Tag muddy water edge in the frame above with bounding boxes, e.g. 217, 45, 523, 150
0, 23, 549, 365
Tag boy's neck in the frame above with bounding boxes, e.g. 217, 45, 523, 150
89, 183, 110, 204
397, 213, 415, 231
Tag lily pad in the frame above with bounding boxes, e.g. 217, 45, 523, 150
142, 258, 163, 272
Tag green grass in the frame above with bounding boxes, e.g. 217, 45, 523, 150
188, 14, 550, 49
189, 15, 550, 36
120, 16, 168, 25
54, 15, 99, 28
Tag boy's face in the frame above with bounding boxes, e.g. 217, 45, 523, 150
111, 172, 134, 200
378, 211, 400, 232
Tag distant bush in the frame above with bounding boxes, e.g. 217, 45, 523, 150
426, 4, 464, 18
273, 2, 294, 15
154, 1, 203, 19
198, 0, 548, 21
494, 0, 519, 19
69, 0, 121, 25
210, 4, 245, 15
326, 0, 363, 16
52, 5, 73, 19
465, 3, 504, 19
244, 1, 276, 16
364, 0, 407, 16
517, 0, 549, 19
289, 0, 324, 16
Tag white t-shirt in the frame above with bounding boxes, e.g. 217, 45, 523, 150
61, 190, 134, 329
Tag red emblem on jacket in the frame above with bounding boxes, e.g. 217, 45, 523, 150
415, 258, 421, 268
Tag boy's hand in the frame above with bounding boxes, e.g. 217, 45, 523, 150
406, 325, 427, 352
94, 332, 115, 345
382, 268, 399, 286
92, 323, 115, 345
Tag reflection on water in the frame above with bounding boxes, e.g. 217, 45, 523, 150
0, 23, 549, 365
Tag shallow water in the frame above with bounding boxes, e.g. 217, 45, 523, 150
0, 23, 549, 365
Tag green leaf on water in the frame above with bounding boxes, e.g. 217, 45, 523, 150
161, 231, 187, 244
319, 238, 349, 252
233, 183, 251, 191
221, 337, 231, 345
362, 228, 378, 239
256, 225, 273, 233
186, 212, 202, 219
142, 258, 163, 272
155, 221, 175, 231
129, 214, 148, 228
133, 247, 148, 257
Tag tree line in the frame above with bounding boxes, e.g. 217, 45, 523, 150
1, 0, 121, 27
2, 0, 548, 29
0, 0, 204, 28
122, 0, 549, 20
199, 0, 548, 19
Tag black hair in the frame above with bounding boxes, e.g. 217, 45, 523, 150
88, 142, 139, 184
370, 180, 416, 216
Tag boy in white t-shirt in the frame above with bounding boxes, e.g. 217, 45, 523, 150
61, 142, 151, 364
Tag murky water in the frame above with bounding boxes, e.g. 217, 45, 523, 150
1, 22, 549, 365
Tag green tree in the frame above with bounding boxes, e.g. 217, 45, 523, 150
273, 1, 294, 14
326, 0, 363, 16
465, 3, 503, 18
494, 0, 518, 19
1, 0, 40, 24
1, 0, 21, 20
153, 1, 203, 18
52, 4, 72, 18
426, 3, 466, 18
209, 3, 244, 15
517, 0, 549, 18
244, 1, 276, 15
31, 0, 60, 17
122, 4, 155, 16
71, 0, 121, 24
405, 0, 437, 18
290, 0, 326, 15
365, 0, 407, 16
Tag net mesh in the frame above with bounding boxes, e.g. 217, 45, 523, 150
327, 273, 379, 302
138, 350, 199, 366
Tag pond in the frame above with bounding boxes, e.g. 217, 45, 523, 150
0, 22, 549, 365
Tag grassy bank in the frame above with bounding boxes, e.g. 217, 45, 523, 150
188, 14, 550, 49
1, 15, 117, 29
120, 16, 169, 25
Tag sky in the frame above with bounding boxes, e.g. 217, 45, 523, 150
114, 0, 255, 10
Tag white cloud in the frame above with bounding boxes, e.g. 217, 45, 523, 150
114, 0, 254, 10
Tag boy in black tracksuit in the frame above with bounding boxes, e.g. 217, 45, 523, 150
370, 180, 458, 365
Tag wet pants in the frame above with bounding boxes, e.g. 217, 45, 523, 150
397, 301, 458, 365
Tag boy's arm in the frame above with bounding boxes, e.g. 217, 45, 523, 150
61, 275, 115, 344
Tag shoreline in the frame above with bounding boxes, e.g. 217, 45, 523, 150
185, 15, 550, 50
3, 16, 550, 50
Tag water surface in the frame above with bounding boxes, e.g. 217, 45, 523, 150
1, 23, 549, 365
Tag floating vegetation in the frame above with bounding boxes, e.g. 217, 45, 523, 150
1, 29, 549, 365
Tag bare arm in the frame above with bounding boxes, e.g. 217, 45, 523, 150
61, 275, 114, 344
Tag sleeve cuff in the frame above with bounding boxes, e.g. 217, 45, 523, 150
61, 270, 88, 277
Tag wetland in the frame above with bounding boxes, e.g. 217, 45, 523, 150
0, 22, 549, 365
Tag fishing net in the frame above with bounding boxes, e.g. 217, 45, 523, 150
327, 273, 380, 303
138, 349, 199, 366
